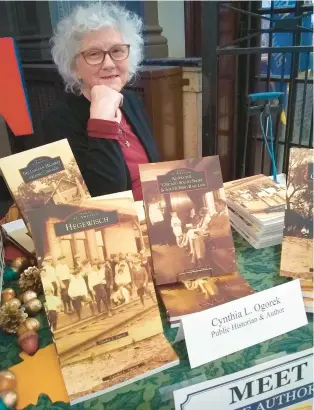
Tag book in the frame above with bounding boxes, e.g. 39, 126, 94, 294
27, 197, 178, 403
224, 174, 286, 227
139, 157, 237, 285
0, 139, 90, 225
280, 148, 313, 281
229, 219, 282, 249
224, 174, 286, 249
300, 279, 313, 298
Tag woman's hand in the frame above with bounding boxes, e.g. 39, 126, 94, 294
90, 85, 123, 122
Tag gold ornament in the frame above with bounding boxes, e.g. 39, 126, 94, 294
25, 298, 42, 315
16, 323, 28, 337
4, 298, 21, 309
24, 317, 40, 332
0, 390, 18, 409
1, 289, 16, 304
0, 303, 28, 334
0, 371, 17, 393
18, 266, 43, 295
17, 317, 40, 336
21, 290, 37, 304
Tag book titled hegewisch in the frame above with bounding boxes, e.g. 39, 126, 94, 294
0, 139, 90, 224
139, 157, 238, 286
27, 197, 178, 404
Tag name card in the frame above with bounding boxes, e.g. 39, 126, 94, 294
175, 280, 308, 368
174, 348, 313, 410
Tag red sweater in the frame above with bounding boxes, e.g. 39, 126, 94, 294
87, 114, 149, 200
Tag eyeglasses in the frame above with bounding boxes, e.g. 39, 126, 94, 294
80, 44, 130, 66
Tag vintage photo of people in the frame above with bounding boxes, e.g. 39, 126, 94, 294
27, 198, 166, 399
140, 157, 238, 285
280, 148, 313, 280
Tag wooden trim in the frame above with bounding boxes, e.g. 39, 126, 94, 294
184, 1, 202, 57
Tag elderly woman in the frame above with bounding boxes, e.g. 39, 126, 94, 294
43, 3, 159, 200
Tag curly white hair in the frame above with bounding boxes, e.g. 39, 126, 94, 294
51, 2, 144, 93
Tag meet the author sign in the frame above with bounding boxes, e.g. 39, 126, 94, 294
176, 280, 308, 368
174, 349, 313, 410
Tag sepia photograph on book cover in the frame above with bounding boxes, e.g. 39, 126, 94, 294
139, 157, 238, 286
224, 174, 286, 225
0, 139, 90, 224
26, 198, 177, 402
280, 148, 313, 281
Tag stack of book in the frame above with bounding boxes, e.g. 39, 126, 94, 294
224, 174, 286, 249
280, 148, 313, 314
139, 157, 254, 327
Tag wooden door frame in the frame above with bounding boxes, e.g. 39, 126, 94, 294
184, 1, 202, 57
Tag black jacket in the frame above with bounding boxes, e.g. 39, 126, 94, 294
42, 89, 159, 197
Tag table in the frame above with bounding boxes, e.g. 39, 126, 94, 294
0, 232, 313, 410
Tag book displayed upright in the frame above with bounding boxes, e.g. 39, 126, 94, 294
0, 139, 90, 224
280, 148, 313, 281
139, 157, 237, 286
280, 148, 313, 313
27, 197, 178, 404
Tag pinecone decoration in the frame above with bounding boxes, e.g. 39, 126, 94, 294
0, 303, 28, 334
19, 266, 43, 295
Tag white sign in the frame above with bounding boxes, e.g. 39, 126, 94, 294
174, 348, 313, 410
175, 280, 308, 368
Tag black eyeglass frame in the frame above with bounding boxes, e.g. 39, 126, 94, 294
79, 44, 130, 65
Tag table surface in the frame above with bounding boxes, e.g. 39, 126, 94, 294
1, 232, 313, 410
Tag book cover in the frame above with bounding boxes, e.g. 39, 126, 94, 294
280, 148, 313, 280
27, 198, 177, 403
139, 157, 237, 285
158, 272, 254, 321
0, 139, 90, 224
224, 174, 286, 226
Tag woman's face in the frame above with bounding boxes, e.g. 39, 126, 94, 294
75, 27, 129, 93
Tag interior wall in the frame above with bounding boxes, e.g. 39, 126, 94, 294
157, 0, 185, 58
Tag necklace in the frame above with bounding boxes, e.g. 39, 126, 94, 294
118, 116, 130, 148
